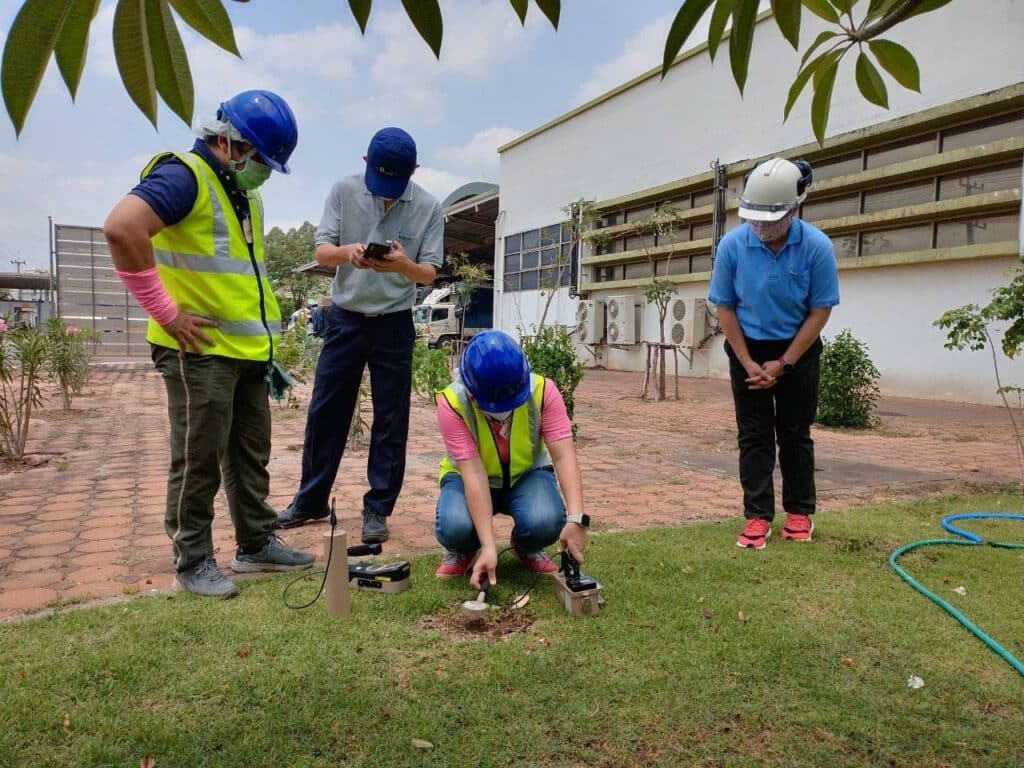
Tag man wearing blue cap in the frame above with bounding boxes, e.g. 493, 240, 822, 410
276, 128, 444, 543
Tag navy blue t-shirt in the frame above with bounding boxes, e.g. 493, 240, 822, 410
129, 139, 252, 230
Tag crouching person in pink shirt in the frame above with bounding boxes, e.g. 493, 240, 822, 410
434, 330, 589, 589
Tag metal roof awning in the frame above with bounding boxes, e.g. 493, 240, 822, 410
0, 272, 53, 290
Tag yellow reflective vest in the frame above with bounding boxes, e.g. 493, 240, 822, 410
438, 374, 551, 488
143, 151, 281, 361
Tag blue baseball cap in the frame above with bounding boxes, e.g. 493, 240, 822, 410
365, 127, 417, 199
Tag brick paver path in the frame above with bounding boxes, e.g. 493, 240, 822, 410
0, 364, 1017, 618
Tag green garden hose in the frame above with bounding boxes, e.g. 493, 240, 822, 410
888, 513, 1024, 678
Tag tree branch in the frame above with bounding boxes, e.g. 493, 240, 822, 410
851, 0, 927, 43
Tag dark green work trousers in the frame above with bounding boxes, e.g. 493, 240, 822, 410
152, 345, 276, 572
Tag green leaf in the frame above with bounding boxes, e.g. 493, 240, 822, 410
855, 51, 888, 107
662, 0, 715, 77
146, 0, 193, 125
810, 52, 840, 144
113, 0, 157, 127
907, 0, 954, 18
830, 0, 855, 13
55, 0, 101, 100
167, 0, 239, 55
1, 0, 76, 136
801, 0, 840, 23
869, 38, 920, 91
728, 0, 759, 94
800, 30, 838, 66
508, 0, 528, 24
770, 0, 801, 49
813, 46, 843, 88
533, 0, 560, 28
348, 0, 371, 33
865, 0, 902, 21
400, 0, 442, 58
784, 46, 835, 120
707, 0, 733, 61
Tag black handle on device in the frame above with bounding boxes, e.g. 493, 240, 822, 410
347, 543, 383, 557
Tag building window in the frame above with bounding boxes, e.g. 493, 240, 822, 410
802, 193, 861, 221
502, 222, 576, 293
935, 213, 1020, 248
830, 234, 859, 259
941, 113, 1024, 152
862, 180, 935, 213
938, 164, 1022, 200
812, 152, 863, 181
860, 225, 933, 257
865, 135, 937, 169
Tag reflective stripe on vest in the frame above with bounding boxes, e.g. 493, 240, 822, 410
437, 374, 550, 488
143, 151, 281, 361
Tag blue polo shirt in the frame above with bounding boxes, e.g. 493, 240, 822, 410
129, 139, 252, 231
708, 218, 840, 340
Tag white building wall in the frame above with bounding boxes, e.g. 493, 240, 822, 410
496, 1, 1024, 404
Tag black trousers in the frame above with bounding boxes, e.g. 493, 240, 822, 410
292, 305, 415, 517
726, 337, 822, 522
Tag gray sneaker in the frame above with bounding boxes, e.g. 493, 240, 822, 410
173, 557, 240, 599
361, 509, 390, 544
230, 535, 315, 573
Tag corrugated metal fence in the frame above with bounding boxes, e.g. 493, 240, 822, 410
54, 223, 150, 361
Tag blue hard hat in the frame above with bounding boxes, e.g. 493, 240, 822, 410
218, 90, 298, 174
460, 330, 532, 413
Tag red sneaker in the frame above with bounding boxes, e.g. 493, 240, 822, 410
736, 518, 771, 549
781, 513, 814, 542
434, 550, 477, 579
512, 545, 558, 575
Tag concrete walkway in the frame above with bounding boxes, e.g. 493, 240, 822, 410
0, 364, 1018, 618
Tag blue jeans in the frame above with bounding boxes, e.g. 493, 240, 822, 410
292, 306, 414, 517
435, 467, 566, 554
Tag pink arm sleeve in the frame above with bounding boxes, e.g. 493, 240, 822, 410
116, 268, 178, 325
436, 394, 481, 461
540, 378, 573, 443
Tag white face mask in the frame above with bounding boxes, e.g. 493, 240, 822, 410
483, 409, 512, 422
749, 213, 794, 244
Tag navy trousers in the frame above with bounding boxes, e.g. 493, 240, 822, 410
292, 305, 415, 517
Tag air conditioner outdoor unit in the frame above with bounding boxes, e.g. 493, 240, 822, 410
575, 299, 604, 344
606, 295, 636, 346
668, 297, 708, 347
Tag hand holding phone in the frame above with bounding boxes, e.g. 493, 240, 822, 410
363, 241, 393, 261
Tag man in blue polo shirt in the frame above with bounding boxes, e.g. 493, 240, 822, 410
708, 157, 840, 550
275, 127, 444, 543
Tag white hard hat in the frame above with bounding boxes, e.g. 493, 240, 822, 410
738, 158, 812, 221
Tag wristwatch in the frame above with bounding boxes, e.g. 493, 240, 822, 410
566, 513, 591, 528
777, 356, 795, 374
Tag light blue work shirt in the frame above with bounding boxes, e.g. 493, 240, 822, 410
316, 174, 444, 314
707, 218, 840, 340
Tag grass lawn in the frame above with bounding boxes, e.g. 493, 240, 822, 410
2, 494, 1023, 768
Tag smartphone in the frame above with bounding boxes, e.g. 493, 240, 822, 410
363, 241, 393, 261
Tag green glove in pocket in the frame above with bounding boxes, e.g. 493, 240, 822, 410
266, 360, 295, 401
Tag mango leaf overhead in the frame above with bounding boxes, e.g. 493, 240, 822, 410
2, 0, 954, 140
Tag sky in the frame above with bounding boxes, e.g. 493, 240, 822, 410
0, 0, 696, 271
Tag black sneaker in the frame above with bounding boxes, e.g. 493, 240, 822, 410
361, 508, 389, 544
274, 502, 330, 530
230, 535, 316, 573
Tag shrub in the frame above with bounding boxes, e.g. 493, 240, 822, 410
816, 328, 880, 428
43, 316, 99, 410
412, 337, 451, 403
521, 325, 585, 422
0, 320, 48, 459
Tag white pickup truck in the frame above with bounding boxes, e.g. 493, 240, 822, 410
413, 285, 494, 349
